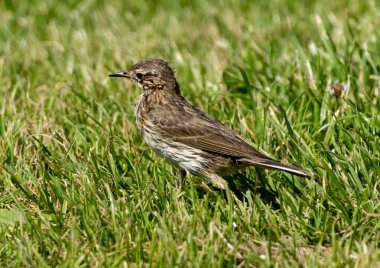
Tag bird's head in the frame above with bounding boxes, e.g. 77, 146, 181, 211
109, 58, 180, 94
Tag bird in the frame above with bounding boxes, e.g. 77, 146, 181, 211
109, 58, 309, 190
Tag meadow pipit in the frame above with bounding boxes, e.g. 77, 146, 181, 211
109, 58, 309, 190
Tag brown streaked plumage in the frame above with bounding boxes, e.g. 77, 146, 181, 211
109, 58, 310, 190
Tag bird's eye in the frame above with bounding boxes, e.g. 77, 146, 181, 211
136, 73, 143, 79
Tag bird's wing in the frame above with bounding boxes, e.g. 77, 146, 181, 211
149, 97, 272, 161
146, 96, 310, 178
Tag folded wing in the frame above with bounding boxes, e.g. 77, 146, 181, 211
147, 96, 310, 178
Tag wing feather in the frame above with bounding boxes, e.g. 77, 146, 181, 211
149, 98, 271, 160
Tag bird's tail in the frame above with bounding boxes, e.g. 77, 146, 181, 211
240, 158, 310, 178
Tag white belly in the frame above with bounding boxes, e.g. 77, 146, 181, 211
143, 133, 206, 174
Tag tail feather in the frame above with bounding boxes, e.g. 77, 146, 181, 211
240, 158, 310, 178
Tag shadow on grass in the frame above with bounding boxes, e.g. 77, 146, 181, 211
193, 168, 282, 209
228, 169, 281, 209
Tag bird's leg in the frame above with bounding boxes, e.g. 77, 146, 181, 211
176, 168, 187, 189
205, 173, 228, 190
225, 188, 232, 205
203, 172, 232, 203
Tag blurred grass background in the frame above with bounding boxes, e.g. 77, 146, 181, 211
0, 0, 379, 266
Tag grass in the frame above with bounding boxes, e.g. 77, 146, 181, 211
0, 0, 379, 266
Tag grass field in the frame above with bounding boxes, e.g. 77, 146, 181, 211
1, 0, 380, 267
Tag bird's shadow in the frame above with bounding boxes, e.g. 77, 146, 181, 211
229, 169, 281, 208
193, 168, 283, 209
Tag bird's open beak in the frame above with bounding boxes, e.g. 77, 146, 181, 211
108, 71, 132, 79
